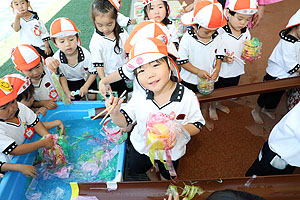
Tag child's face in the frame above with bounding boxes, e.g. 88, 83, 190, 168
136, 58, 171, 93
193, 25, 216, 40
54, 35, 78, 57
228, 12, 252, 32
145, 0, 167, 23
22, 62, 44, 82
20, 95, 34, 108
0, 99, 18, 121
12, 0, 29, 14
94, 12, 116, 37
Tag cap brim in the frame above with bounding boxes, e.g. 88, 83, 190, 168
126, 52, 166, 72
167, 42, 179, 59
0, 92, 17, 106
51, 30, 78, 38
180, 10, 197, 26
15, 58, 41, 71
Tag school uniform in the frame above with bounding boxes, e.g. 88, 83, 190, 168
214, 25, 251, 89
32, 66, 61, 102
177, 27, 225, 92
14, 11, 53, 58
257, 29, 300, 109
117, 13, 131, 27
121, 82, 205, 178
167, 21, 180, 46
89, 28, 130, 97
246, 102, 300, 176
0, 102, 38, 163
54, 46, 97, 100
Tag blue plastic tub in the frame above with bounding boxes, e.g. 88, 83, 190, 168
0, 101, 126, 200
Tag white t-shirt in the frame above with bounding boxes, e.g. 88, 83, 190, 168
268, 102, 300, 167
14, 11, 50, 50
266, 30, 300, 79
89, 28, 128, 76
167, 21, 179, 44
121, 83, 205, 160
32, 66, 60, 101
177, 28, 225, 85
0, 102, 38, 163
218, 25, 251, 78
54, 46, 97, 81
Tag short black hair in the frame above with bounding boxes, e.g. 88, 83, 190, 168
16, 83, 34, 102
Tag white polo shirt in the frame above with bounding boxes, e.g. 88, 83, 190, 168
13, 11, 50, 50
167, 21, 180, 44
268, 102, 300, 167
89, 28, 128, 76
0, 102, 38, 163
32, 66, 60, 101
117, 13, 131, 27
54, 46, 97, 81
218, 25, 251, 78
177, 28, 225, 85
121, 83, 205, 160
266, 30, 300, 79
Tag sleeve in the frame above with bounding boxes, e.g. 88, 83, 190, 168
186, 93, 205, 130
89, 35, 105, 68
216, 34, 225, 60
0, 130, 18, 156
117, 13, 130, 27
120, 95, 138, 125
18, 102, 39, 127
84, 48, 97, 74
177, 33, 189, 65
280, 43, 300, 75
0, 160, 5, 172
39, 20, 50, 42
167, 22, 180, 44
118, 64, 134, 80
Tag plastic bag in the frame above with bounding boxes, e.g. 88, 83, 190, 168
197, 78, 214, 95
241, 37, 262, 62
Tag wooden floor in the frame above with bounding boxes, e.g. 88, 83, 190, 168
176, 0, 300, 180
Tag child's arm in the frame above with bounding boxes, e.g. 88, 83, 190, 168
59, 76, 73, 104
182, 124, 201, 136
181, 62, 211, 79
1, 163, 38, 178
44, 41, 52, 56
33, 100, 58, 110
45, 57, 60, 73
42, 120, 65, 135
33, 121, 52, 137
12, 12, 22, 32
105, 95, 127, 128
34, 106, 47, 117
210, 58, 222, 81
99, 70, 122, 96
79, 74, 97, 97
10, 137, 54, 156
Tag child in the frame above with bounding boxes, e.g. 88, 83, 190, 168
90, 0, 131, 97
105, 38, 205, 180
98, 19, 179, 97
47, 17, 97, 102
251, 9, 300, 124
142, 0, 179, 48
11, 0, 53, 59
246, 102, 300, 176
11, 44, 59, 110
2, 74, 65, 134
209, 0, 258, 121
178, 0, 227, 131
0, 79, 54, 172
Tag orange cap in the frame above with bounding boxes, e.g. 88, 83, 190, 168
11, 44, 41, 71
0, 80, 17, 107
1, 74, 31, 95
50, 17, 79, 38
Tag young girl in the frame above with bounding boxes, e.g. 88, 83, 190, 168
90, 0, 131, 97
143, 0, 179, 47
105, 38, 205, 180
11, 0, 53, 59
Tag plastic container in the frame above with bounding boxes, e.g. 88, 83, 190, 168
241, 37, 262, 62
197, 78, 214, 95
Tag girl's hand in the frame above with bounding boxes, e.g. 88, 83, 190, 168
66, 91, 74, 104
105, 95, 124, 115
43, 136, 54, 149
57, 120, 65, 135
19, 165, 39, 178
99, 80, 112, 99
79, 85, 89, 97
44, 46, 52, 56
210, 69, 219, 81
197, 69, 210, 79
43, 100, 58, 110
45, 57, 60, 73
225, 52, 234, 64
35, 107, 47, 117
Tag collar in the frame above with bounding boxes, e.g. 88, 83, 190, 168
95, 27, 124, 37
188, 27, 219, 44
29, 11, 39, 20
222, 24, 247, 34
145, 82, 184, 102
59, 46, 85, 64
279, 29, 299, 43
0, 108, 20, 122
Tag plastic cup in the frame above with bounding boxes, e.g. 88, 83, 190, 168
197, 78, 214, 95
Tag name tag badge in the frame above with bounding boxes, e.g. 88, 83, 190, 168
49, 89, 59, 100
24, 127, 34, 139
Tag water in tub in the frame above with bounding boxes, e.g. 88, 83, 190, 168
25, 118, 119, 200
